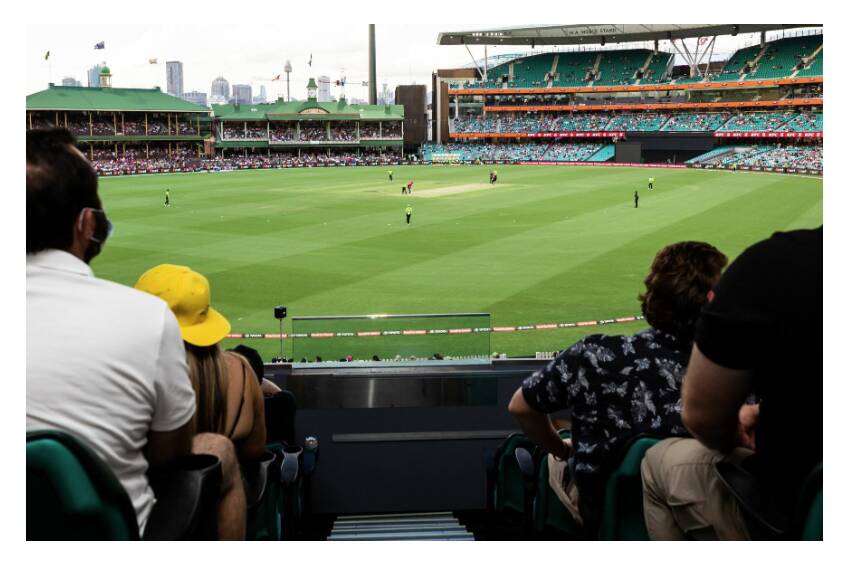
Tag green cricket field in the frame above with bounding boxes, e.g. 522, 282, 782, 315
93, 164, 823, 361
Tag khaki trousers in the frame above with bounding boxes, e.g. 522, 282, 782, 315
641, 437, 753, 540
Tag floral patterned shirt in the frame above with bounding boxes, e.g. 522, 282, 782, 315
521, 328, 692, 526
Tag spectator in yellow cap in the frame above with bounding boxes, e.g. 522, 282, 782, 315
135, 264, 266, 540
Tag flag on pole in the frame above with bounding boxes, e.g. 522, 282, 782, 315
149, 58, 158, 64
94, 41, 105, 50
44, 51, 50, 60
308, 53, 312, 68
272, 74, 281, 81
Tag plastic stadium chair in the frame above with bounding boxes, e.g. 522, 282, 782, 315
490, 433, 539, 516
532, 430, 584, 539
798, 463, 823, 541
264, 390, 297, 446
597, 435, 662, 540
27, 429, 222, 540
27, 430, 140, 540
716, 459, 823, 540
244, 450, 279, 540
264, 437, 320, 540
714, 460, 788, 539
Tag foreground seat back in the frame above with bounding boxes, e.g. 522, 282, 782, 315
143, 453, 222, 540
27, 430, 139, 540
491, 433, 537, 515
245, 450, 280, 540
264, 391, 296, 446
598, 436, 661, 540
799, 464, 823, 541
533, 430, 583, 538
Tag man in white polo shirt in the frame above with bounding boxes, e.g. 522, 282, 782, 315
26, 128, 197, 535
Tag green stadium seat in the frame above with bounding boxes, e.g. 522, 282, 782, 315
714, 459, 822, 540
597, 435, 662, 540
798, 463, 823, 541
491, 433, 539, 516
531, 430, 584, 538
27, 429, 222, 540
27, 429, 140, 540
244, 450, 280, 540
264, 439, 319, 540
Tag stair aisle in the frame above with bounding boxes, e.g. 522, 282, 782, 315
328, 512, 475, 541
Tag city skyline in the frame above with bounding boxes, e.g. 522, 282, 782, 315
25, 23, 798, 105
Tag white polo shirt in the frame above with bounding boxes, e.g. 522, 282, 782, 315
26, 249, 196, 534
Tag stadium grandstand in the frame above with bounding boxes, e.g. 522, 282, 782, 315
26, 74, 407, 176
432, 24, 822, 174
26, 23, 822, 544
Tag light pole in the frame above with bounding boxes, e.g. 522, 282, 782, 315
284, 60, 292, 102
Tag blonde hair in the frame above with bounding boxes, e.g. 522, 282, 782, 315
185, 342, 228, 435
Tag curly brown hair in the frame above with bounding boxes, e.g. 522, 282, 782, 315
639, 241, 728, 339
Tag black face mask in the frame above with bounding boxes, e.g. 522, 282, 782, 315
80, 208, 112, 263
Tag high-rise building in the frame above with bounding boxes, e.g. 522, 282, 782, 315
61, 77, 82, 87
378, 82, 394, 105
166, 61, 184, 97
211, 76, 230, 100
87, 64, 104, 88
183, 91, 208, 107
253, 85, 267, 104
232, 84, 252, 104
317, 76, 332, 102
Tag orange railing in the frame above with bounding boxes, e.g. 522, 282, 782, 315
449, 76, 823, 96
483, 98, 823, 113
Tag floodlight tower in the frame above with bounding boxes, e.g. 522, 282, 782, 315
284, 60, 293, 102
368, 24, 377, 105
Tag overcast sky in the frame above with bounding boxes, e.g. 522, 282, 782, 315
26, 24, 818, 102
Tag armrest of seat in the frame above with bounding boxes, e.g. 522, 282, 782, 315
143, 454, 222, 540
242, 450, 276, 510
714, 461, 788, 539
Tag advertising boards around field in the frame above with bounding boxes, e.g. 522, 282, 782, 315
714, 131, 822, 139
516, 161, 688, 169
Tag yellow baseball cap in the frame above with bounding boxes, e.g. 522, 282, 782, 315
134, 264, 231, 347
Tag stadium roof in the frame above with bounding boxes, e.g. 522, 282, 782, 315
437, 24, 821, 46
26, 85, 209, 113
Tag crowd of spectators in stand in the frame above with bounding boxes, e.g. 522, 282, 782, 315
382, 121, 401, 138
713, 143, 823, 170
451, 111, 823, 135
718, 111, 797, 132
605, 112, 669, 131
66, 119, 90, 137
202, 150, 404, 170
330, 124, 357, 141
146, 120, 167, 135
124, 121, 145, 135
177, 121, 198, 135
269, 124, 297, 142
544, 143, 603, 161
91, 119, 115, 136
423, 142, 608, 162
781, 112, 823, 132
730, 144, 822, 170
299, 123, 327, 141
86, 145, 199, 175
662, 113, 731, 132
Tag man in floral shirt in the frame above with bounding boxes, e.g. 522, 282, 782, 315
509, 241, 727, 533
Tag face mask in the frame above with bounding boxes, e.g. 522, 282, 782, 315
77, 207, 113, 263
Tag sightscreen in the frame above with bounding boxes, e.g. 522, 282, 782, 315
290, 313, 492, 362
